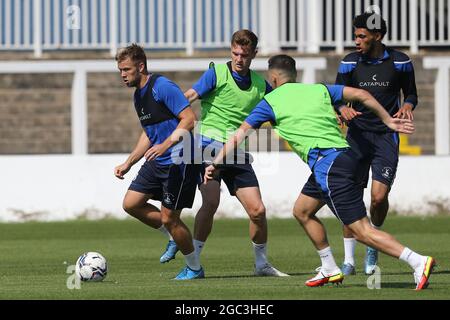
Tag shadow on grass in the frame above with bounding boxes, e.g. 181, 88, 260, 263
380, 269, 449, 276
204, 272, 310, 280
379, 271, 416, 276
432, 270, 450, 275
348, 282, 415, 289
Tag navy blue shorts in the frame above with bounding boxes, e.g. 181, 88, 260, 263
199, 141, 259, 196
301, 148, 367, 225
129, 161, 201, 210
347, 126, 399, 188
200, 163, 259, 196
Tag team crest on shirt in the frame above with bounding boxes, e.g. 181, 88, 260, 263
381, 167, 393, 179
163, 193, 176, 206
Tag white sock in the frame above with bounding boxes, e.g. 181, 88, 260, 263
193, 239, 205, 259
184, 251, 201, 271
399, 247, 424, 270
317, 246, 339, 272
158, 225, 173, 241
252, 242, 268, 269
343, 238, 356, 266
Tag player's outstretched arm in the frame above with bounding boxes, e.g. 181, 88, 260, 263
184, 88, 200, 104
114, 130, 151, 179
342, 87, 415, 134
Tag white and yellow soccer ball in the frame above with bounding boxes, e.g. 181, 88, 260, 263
75, 252, 108, 282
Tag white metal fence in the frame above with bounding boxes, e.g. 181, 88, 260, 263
0, 0, 261, 56
279, 0, 450, 53
1, 0, 450, 57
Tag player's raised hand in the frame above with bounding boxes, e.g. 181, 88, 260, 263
114, 162, 131, 179
387, 118, 415, 134
393, 103, 414, 120
204, 165, 216, 184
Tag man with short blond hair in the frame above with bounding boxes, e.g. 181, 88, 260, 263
114, 44, 203, 280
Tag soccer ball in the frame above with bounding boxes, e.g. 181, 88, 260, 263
75, 252, 108, 282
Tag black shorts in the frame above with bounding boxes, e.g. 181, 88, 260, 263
301, 148, 367, 225
129, 161, 201, 210
198, 136, 258, 196
347, 126, 399, 188
200, 163, 259, 196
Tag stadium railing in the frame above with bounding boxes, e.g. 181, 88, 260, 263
1, 0, 450, 57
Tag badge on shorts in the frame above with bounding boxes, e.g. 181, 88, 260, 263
381, 167, 393, 180
163, 193, 176, 206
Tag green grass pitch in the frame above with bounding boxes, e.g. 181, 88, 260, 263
0, 216, 448, 300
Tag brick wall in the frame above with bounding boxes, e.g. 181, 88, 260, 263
0, 54, 443, 155
87, 71, 203, 153
0, 73, 72, 154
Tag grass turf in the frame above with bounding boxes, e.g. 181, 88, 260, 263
0, 216, 448, 300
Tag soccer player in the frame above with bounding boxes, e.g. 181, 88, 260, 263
204, 54, 435, 290
335, 12, 419, 275
114, 44, 203, 280
182, 29, 287, 276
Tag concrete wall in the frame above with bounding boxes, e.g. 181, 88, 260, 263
1, 153, 449, 222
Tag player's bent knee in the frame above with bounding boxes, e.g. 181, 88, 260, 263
292, 207, 310, 223
122, 199, 138, 216
161, 213, 178, 228
201, 199, 220, 214
247, 204, 266, 222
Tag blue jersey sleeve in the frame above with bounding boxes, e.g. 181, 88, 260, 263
192, 68, 216, 98
393, 52, 418, 109
325, 84, 345, 105
245, 99, 276, 129
153, 77, 190, 116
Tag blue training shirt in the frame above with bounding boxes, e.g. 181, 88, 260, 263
245, 84, 344, 128
135, 76, 190, 165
